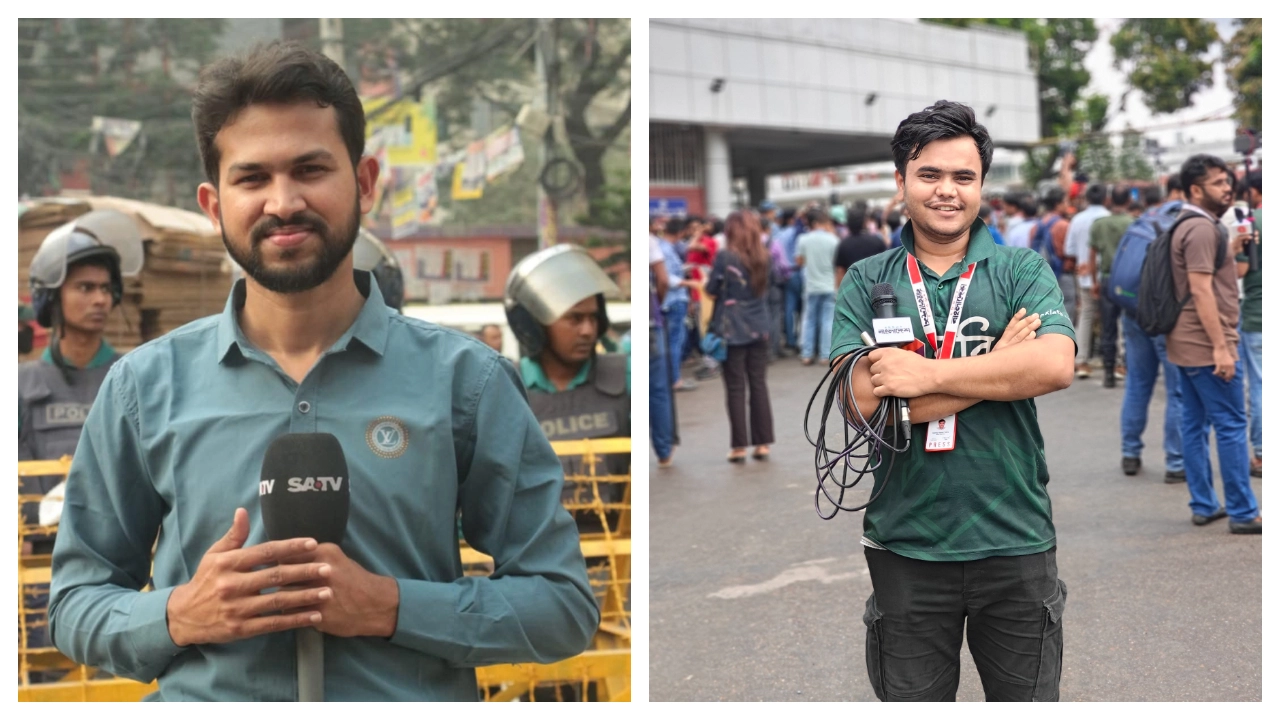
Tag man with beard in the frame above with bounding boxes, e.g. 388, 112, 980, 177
1166, 154, 1262, 534
47, 41, 597, 701
829, 100, 1076, 701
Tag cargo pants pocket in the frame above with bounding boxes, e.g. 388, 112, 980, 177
1032, 579, 1068, 701
862, 593, 887, 701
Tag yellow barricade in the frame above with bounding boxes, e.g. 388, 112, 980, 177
18, 437, 630, 702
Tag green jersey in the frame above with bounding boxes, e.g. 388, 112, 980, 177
1089, 212, 1135, 276
830, 219, 1077, 562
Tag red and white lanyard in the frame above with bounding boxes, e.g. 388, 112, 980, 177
905, 255, 977, 452
905, 255, 977, 360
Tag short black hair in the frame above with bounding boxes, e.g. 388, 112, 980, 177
804, 207, 830, 227
1041, 187, 1066, 211
1248, 172, 1262, 193
664, 217, 687, 236
891, 100, 994, 181
1085, 183, 1108, 206
780, 208, 797, 224
1021, 195, 1040, 217
886, 209, 901, 227
192, 41, 365, 186
1180, 154, 1231, 198
1111, 185, 1131, 207
978, 203, 994, 220
847, 202, 869, 233
1143, 184, 1164, 207
1165, 175, 1183, 194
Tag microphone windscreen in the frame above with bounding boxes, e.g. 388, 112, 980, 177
871, 283, 897, 314
259, 433, 350, 544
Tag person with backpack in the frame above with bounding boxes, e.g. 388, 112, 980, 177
1067, 184, 1112, 379
1031, 187, 1073, 325
1089, 185, 1140, 387
1165, 154, 1261, 534
1112, 184, 1186, 482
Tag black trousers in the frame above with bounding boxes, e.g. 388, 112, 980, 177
1098, 275, 1120, 373
863, 546, 1066, 702
721, 339, 774, 448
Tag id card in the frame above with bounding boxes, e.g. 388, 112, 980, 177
924, 414, 957, 452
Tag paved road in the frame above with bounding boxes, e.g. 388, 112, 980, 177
649, 355, 1262, 702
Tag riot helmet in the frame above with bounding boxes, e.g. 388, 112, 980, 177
504, 244, 619, 356
353, 229, 405, 312
29, 209, 144, 329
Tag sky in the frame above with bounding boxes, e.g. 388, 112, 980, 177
1080, 18, 1241, 148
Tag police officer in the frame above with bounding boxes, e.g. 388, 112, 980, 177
504, 244, 629, 529
18, 209, 142, 653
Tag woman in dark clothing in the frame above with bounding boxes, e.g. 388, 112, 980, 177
705, 211, 776, 462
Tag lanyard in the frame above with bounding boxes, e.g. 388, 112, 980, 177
905, 255, 978, 360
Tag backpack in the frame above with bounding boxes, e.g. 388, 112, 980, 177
1030, 214, 1067, 277
1135, 210, 1227, 337
1106, 201, 1183, 313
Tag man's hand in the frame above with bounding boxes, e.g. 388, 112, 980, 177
1230, 228, 1256, 258
994, 308, 1041, 351
1213, 345, 1236, 382
165, 508, 333, 648
281, 543, 400, 639
867, 347, 936, 399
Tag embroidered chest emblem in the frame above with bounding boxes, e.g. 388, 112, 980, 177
366, 416, 409, 458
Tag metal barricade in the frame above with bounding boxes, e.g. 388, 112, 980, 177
17, 437, 630, 702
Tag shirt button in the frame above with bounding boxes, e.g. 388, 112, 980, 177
298, 401, 311, 414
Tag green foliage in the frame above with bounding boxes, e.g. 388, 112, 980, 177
1111, 19, 1219, 115
18, 18, 227, 207
337, 19, 630, 228
576, 166, 629, 232
1117, 130, 1154, 182
923, 19, 1098, 139
1225, 18, 1262, 130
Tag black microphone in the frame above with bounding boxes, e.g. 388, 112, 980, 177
260, 433, 350, 702
867, 283, 912, 434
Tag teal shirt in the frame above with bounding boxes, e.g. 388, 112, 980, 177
519, 351, 631, 395
41, 339, 118, 370
48, 273, 598, 701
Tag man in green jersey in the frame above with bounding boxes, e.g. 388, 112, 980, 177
1237, 172, 1261, 478
830, 101, 1076, 702
1089, 185, 1140, 388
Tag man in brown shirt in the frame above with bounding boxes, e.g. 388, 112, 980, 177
1167, 154, 1261, 534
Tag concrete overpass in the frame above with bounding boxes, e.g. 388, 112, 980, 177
649, 18, 1041, 217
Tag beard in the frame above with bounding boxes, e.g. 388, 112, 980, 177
223, 197, 360, 294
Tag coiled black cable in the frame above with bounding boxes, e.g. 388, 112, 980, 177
803, 345, 912, 519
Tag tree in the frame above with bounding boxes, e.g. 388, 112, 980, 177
923, 19, 1098, 140
336, 19, 630, 229
1110, 19, 1219, 116
1225, 18, 1262, 131
1116, 129, 1155, 182
18, 18, 227, 207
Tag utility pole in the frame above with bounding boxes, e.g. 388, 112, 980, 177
535, 19, 558, 249
319, 19, 344, 68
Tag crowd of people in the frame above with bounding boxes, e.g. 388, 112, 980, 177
649, 152, 1263, 534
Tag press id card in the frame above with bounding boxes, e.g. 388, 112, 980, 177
925, 413, 957, 452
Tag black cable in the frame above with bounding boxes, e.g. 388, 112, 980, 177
803, 346, 911, 519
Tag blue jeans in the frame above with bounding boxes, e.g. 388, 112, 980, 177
650, 324, 674, 461
784, 271, 805, 347
1120, 313, 1184, 471
801, 292, 835, 361
662, 299, 688, 385
1239, 329, 1262, 458
1178, 363, 1259, 523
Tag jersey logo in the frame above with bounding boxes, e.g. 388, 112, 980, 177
366, 416, 409, 458
952, 316, 997, 358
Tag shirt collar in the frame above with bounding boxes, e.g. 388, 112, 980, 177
217, 269, 391, 364
899, 217, 997, 279
41, 339, 116, 370
519, 355, 593, 394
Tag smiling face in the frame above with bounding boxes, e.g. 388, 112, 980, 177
197, 101, 378, 294
895, 135, 983, 248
